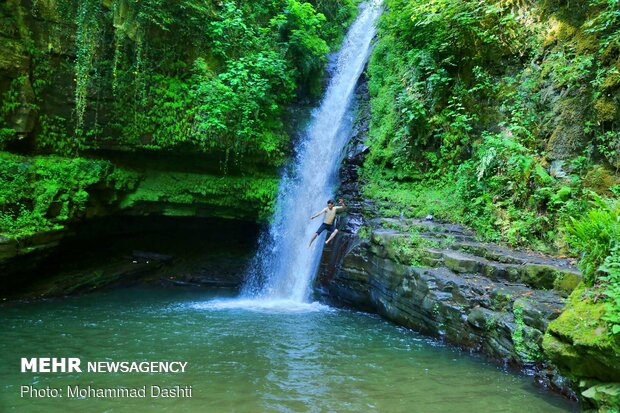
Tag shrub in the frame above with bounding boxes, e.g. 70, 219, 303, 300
566, 195, 620, 284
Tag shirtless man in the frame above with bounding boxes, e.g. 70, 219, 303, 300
308, 198, 346, 247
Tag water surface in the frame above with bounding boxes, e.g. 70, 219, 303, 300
0, 288, 579, 412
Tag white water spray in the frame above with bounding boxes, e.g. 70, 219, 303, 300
241, 1, 383, 305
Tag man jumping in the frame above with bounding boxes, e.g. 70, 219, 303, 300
308, 198, 346, 248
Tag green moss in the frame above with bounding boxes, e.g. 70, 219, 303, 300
489, 288, 513, 311
518, 264, 558, 290
601, 70, 620, 90
553, 271, 582, 294
583, 166, 619, 196
594, 97, 617, 122
513, 264, 581, 293
372, 231, 438, 267
120, 171, 278, 222
581, 383, 620, 410
362, 178, 465, 224
547, 284, 612, 347
544, 19, 576, 46
0, 151, 135, 238
0, 150, 279, 238
544, 284, 620, 385
544, 284, 620, 410
0, 37, 27, 72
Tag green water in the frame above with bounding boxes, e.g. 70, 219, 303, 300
0, 287, 579, 413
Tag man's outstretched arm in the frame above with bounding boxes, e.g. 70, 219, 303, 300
337, 198, 346, 209
310, 208, 325, 220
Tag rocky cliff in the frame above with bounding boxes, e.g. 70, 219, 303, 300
318, 216, 581, 391
317, 74, 618, 411
0, 0, 358, 289
319, 215, 620, 409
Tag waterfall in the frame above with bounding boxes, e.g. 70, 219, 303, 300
241, 0, 383, 304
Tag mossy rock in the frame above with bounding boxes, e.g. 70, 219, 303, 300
594, 98, 618, 123
581, 382, 620, 411
0, 38, 28, 73
381, 233, 435, 266
601, 68, 620, 91
546, 96, 589, 160
543, 284, 620, 384
506, 263, 580, 294
517, 264, 557, 290
489, 287, 514, 312
119, 170, 279, 222
467, 307, 501, 330
552, 270, 582, 295
583, 166, 620, 197
31, 0, 63, 22
543, 18, 575, 47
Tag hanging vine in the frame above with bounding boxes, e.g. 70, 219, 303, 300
132, 26, 147, 135
74, 0, 103, 141
111, 0, 127, 95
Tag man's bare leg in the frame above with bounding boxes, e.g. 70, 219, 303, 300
308, 233, 319, 248
325, 229, 338, 245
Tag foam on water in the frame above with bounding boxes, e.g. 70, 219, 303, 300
190, 298, 332, 314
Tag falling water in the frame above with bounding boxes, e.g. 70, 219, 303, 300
241, 0, 383, 303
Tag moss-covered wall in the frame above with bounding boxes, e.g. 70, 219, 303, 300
0, 0, 359, 156
119, 170, 279, 221
362, 0, 619, 251
0, 0, 360, 243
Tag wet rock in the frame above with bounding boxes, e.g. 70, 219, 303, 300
317, 214, 582, 395
543, 285, 620, 411
317, 70, 585, 406
534, 366, 577, 400
347, 144, 369, 165
581, 382, 620, 409
514, 295, 564, 332
466, 307, 498, 330
0, 229, 68, 280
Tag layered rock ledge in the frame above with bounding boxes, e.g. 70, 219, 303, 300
318, 215, 582, 397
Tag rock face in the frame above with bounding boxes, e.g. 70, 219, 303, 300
318, 219, 580, 377
317, 75, 583, 397
1, 216, 256, 299
0, 150, 279, 279
543, 284, 620, 410
0, 0, 288, 281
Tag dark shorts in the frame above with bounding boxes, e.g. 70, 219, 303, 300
316, 222, 336, 235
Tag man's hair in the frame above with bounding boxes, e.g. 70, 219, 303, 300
327, 199, 334, 205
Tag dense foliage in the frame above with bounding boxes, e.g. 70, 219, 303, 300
363, 0, 619, 249
0, 152, 137, 237
567, 196, 620, 334
0, 0, 359, 237
0, 0, 360, 160
362, 0, 620, 334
